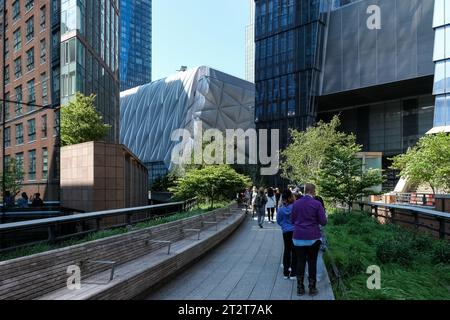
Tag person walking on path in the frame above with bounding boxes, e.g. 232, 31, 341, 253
275, 188, 281, 209
244, 188, 252, 214
276, 189, 297, 280
254, 188, 268, 228
251, 186, 258, 218
292, 183, 328, 296
266, 188, 276, 223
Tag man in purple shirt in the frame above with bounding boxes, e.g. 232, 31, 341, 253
292, 184, 328, 296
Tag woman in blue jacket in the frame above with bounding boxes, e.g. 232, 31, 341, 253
277, 189, 297, 279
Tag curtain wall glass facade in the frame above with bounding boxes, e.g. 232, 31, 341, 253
433, 0, 450, 128
120, 0, 152, 91
60, 0, 120, 142
254, 0, 329, 150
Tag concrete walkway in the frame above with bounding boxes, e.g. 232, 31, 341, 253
146, 210, 335, 300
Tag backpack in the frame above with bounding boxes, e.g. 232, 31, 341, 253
255, 195, 267, 208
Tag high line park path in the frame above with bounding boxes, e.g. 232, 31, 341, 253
146, 210, 335, 301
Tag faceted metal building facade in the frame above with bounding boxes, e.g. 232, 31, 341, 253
120, 66, 255, 180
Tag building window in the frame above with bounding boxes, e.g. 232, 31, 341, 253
26, 17, 34, 42
14, 57, 22, 79
25, 0, 34, 12
40, 39, 46, 64
62, 39, 76, 65
54, 110, 60, 136
5, 156, 11, 168
40, 6, 46, 31
26, 48, 35, 71
13, 28, 21, 51
5, 127, 11, 148
4, 9, 8, 29
28, 150, 37, 181
12, 0, 20, 22
27, 79, 36, 106
41, 73, 48, 105
15, 123, 24, 145
41, 114, 48, 138
28, 119, 36, 141
4, 66, 10, 85
42, 148, 48, 180
4, 39, 9, 60
15, 86, 22, 116
16, 153, 24, 174
5, 93, 10, 120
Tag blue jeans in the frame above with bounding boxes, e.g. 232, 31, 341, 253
257, 207, 265, 226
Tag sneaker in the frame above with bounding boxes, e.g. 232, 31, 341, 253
290, 276, 297, 280
309, 287, 319, 296
283, 276, 289, 280
297, 284, 306, 296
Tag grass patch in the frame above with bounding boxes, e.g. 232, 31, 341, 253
0, 201, 231, 262
325, 211, 450, 300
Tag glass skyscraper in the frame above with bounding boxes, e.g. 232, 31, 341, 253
254, 0, 328, 150
60, 0, 120, 143
433, 0, 450, 128
245, 0, 255, 83
254, 0, 436, 188
120, 0, 152, 91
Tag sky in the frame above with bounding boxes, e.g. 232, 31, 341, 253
152, 0, 249, 81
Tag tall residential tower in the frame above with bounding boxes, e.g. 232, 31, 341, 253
0, 0, 121, 202
245, 0, 255, 83
120, 0, 152, 91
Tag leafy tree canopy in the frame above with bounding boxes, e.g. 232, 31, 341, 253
60, 92, 111, 146
317, 136, 384, 211
281, 115, 348, 185
171, 165, 251, 208
390, 132, 450, 194
1, 158, 24, 196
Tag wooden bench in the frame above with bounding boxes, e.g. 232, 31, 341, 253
0, 205, 241, 300
38, 209, 244, 300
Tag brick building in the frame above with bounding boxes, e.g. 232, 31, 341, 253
0, 0, 60, 201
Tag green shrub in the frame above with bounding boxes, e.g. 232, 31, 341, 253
332, 213, 350, 226
333, 250, 366, 278
432, 241, 450, 264
375, 236, 414, 266
347, 221, 373, 236
411, 233, 434, 252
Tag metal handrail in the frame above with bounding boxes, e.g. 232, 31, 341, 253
0, 198, 197, 252
357, 201, 450, 239
0, 200, 195, 232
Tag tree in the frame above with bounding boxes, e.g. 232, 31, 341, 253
390, 132, 450, 194
60, 92, 111, 146
281, 116, 347, 186
317, 136, 384, 212
151, 171, 179, 192
1, 158, 24, 196
171, 165, 251, 208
